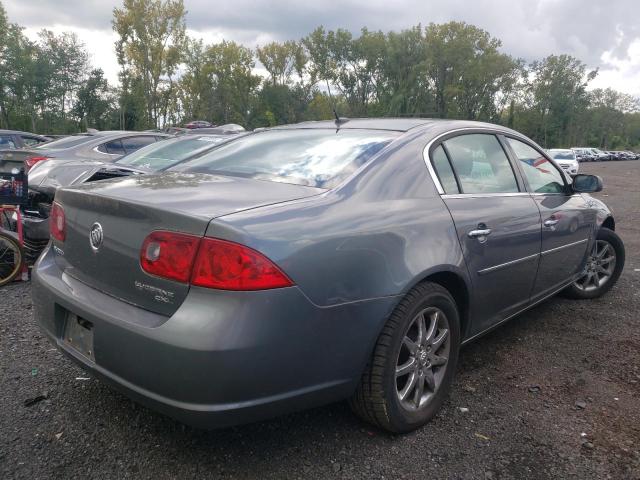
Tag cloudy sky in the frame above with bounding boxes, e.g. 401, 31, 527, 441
4, 0, 640, 95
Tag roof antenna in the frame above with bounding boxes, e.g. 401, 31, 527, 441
326, 80, 347, 129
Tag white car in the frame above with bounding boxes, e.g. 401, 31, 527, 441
548, 149, 579, 175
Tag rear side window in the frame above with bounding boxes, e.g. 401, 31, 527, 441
21, 136, 45, 147
121, 136, 157, 154
431, 145, 459, 194
506, 138, 565, 194
442, 134, 519, 194
0, 135, 16, 150
98, 139, 126, 155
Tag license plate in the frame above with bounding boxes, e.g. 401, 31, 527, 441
63, 313, 95, 361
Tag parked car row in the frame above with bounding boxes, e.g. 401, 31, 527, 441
571, 147, 639, 162
0, 129, 52, 150
1, 128, 244, 263
13, 118, 624, 434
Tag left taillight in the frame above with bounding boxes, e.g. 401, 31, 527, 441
25, 156, 49, 171
50, 202, 66, 241
140, 231, 201, 283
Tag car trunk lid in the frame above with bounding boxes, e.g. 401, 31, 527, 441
52, 172, 323, 316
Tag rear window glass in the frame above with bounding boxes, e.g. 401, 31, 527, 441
116, 136, 227, 170
0, 135, 16, 150
35, 134, 93, 150
174, 129, 398, 188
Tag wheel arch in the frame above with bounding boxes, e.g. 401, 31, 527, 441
602, 215, 615, 231
398, 268, 471, 341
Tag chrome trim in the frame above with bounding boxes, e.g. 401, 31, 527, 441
92, 145, 115, 156
442, 192, 530, 199
477, 253, 540, 276
422, 126, 534, 196
540, 238, 588, 257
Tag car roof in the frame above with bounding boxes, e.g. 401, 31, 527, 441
0, 129, 48, 138
269, 117, 522, 134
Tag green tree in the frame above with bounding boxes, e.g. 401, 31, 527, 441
525, 54, 596, 147
72, 69, 114, 130
423, 22, 521, 120
113, 0, 187, 128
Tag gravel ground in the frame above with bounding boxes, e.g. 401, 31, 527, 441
1, 161, 639, 480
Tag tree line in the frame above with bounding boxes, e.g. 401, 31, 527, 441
1, 0, 639, 149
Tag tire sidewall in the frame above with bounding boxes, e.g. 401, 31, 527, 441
384, 287, 461, 432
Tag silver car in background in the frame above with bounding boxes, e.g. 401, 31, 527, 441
547, 149, 580, 175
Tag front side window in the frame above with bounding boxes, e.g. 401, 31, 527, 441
507, 138, 565, 194
175, 129, 398, 188
442, 134, 519, 194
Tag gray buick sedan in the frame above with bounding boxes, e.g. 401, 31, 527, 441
32, 119, 625, 433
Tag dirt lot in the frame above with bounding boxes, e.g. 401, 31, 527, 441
1, 161, 639, 480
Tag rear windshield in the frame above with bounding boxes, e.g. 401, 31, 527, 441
35, 134, 94, 150
549, 151, 575, 160
174, 129, 399, 188
115, 135, 228, 170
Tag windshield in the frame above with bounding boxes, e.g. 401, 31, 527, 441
173, 129, 399, 188
549, 150, 575, 160
115, 135, 228, 170
35, 134, 94, 150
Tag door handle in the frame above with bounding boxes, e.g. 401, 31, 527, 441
468, 228, 492, 238
544, 219, 559, 227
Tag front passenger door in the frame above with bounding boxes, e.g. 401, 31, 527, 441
505, 137, 592, 300
430, 133, 542, 335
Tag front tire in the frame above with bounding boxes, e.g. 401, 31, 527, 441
562, 228, 625, 299
350, 282, 460, 433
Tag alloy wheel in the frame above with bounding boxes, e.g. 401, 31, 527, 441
395, 307, 450, 410
574, 240, 616, 292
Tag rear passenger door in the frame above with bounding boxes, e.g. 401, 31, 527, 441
429, 132, 542, 335
504, 137, 592, 300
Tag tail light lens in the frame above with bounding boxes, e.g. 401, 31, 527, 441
140, 231, 200, 283
139, 231, 293, 290
191, 238, 293, 290
50, 202, 66, 241
25, 156, 49, 171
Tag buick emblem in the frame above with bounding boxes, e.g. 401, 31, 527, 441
89, 222, 104, 252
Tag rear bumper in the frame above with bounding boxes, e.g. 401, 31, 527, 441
32, 245, 397, 428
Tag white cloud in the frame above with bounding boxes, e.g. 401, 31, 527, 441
23, 26, 121, 85
5, 0, 640, 96
590, 40, 640, 96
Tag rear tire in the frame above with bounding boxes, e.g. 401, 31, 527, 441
0, 232, 23, 287
350, 282, 460, 433
562, 228, 625, 299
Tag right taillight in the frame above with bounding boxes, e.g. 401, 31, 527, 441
50, 202, 66, 241
139, 231, 293, 290
191, 238, 293, 290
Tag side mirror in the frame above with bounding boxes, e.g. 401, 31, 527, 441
572, 174, 603, 193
